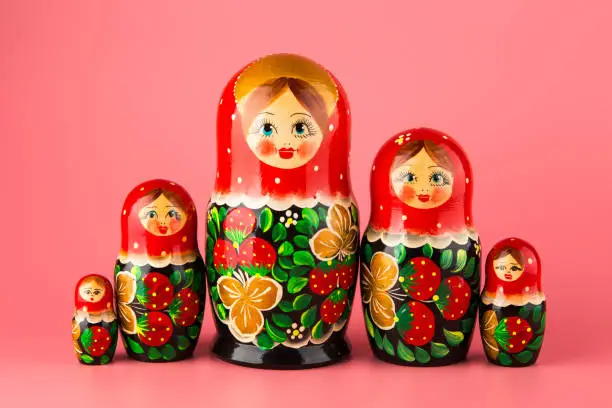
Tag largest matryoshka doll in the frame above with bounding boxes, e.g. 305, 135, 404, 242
206, 53, 359, 368
114, 179, 205, 362
360, 128, 480, 366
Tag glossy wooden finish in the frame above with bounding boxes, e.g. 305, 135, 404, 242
206, 53, 358, 369
114, 179, 205, 362
73, 274, 118, 365
480, 238, 545, 367
360, 128, 480, 366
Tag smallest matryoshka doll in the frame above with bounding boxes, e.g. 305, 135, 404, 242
72, 274, 118, 365
480, 238, 545, 367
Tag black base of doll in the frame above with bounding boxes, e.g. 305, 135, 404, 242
368, 338, 470, 367
479, 301, 545, 367
212, 332, 351, 369
125, 348, 194, 363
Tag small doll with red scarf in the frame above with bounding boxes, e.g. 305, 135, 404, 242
206, 54, 359, 368
114, 179, 205, 362
72, 274, 118, 365
360, 128, 480, 366
480, 238, 545, 366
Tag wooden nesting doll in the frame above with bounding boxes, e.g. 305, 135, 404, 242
480, 238, 545, 366
206, 53, 359, 368
360, 128, 480, 366
73, 274, 118, 365
114, 179, 205, 362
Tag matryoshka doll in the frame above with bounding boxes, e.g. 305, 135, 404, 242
361, 128, 480, 366
480, 238, 545, 366
72, 274, 118, 365
206, 53, 359, 368
114, 179, 205, 362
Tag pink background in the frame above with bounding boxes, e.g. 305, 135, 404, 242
4, 0, 610, 406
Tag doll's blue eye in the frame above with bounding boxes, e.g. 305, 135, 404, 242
262, 124, 274, 136
147, 211, 157, 219
295, 123, 305, 135
406, 173, 415, 182
430, 171, 449, 186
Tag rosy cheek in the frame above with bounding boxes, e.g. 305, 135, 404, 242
298, 140, 316, 158
257, 140, 276, 157
147, 218, 159, 233
399, 185, 416, 202
169, 218, 182, 233
431, 187, 448, 202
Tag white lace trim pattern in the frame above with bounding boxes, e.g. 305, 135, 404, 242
210, 192, 354, 212
365, 227, 479, 249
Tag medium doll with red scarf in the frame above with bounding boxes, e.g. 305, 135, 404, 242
360, 128, 480, 366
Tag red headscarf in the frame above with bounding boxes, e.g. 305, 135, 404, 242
119, 179, 199, 267
369, 128, 474, 235
214, 54, 352, 206
74, 274, 114, 314
484, 237, 543, 300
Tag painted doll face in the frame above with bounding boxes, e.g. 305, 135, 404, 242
79, 280, 106, 303
391, 148, 454, 209
246, 88, 324, 169
138, 193, 187, 236
494, 253, 525, 282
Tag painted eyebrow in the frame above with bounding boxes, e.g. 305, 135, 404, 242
290, 112, 312, 117
256, 111, 275, 116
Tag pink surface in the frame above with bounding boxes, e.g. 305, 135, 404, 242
4, 0, 610, 406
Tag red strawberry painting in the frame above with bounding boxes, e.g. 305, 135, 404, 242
80, 326, 112, 357
223, 208, 256, 246
137, 273, 174, 311
399, 257, 441, 301
494, 317, 533, 354
169, 288, 200, 327
337, 261, 356, 290
309, 263, 339, 296
238, 237, 277, 275
137, 311, 174, 347
213, 239, 238, 274
434, 276, 471, 320
321, 289, 348, 324
396, 301, 435, 346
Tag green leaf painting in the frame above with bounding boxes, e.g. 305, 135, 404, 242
287, 277, 309, 294
430, 342, 450, 358
301, 306, 317, 328
414, 347, 431, 364
422, 243, 433, 259
302, 208, 320, 229
452, 249, 467, 272
259, 208, 273, 233
127, 337, 144, 354
439, 249, 453, 269
272, 223, 287, 242
292, 294, 312, 311
293, 251, 316, 267
383, 336, 395, 356
443, 329, 465, 347
397, 342, 415, 362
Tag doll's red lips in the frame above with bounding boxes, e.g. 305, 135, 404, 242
158, 226, 168, 234
504, 273, 512, 280
278, 148, 296, 159
417, 194, 430, 202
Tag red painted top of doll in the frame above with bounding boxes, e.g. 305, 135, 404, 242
213, 53, 353, 210
368, 128, 474, 236
119, 179, 199, 267
75, 274, 114, 315
483, 237, 543, 305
